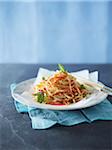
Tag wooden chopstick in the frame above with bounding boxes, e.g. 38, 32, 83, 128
75, 75, 112, 96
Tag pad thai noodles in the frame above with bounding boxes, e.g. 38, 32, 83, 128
33, 64, 91, 105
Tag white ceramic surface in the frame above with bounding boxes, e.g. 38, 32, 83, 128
11, 69, 108, 110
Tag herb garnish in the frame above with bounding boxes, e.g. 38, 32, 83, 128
42, 77, 45, 80
33, 92, 44, 103
80, 84, 86, 89
58, 64, 66, 73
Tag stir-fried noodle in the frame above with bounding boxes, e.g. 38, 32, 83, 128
33, 69, 90, 105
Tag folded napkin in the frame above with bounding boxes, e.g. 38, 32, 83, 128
11, 84, 112, 129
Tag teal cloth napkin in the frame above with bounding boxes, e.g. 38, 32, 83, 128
11, 84, 112, 129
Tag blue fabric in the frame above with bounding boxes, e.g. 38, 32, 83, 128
0, 2, 112, 63
11, 84, 112, 129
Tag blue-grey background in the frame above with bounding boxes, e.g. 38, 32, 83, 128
0, 1, 112, 63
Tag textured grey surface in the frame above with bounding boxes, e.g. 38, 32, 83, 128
0, 64, 112, 150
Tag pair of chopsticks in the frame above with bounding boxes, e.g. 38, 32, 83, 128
75, 75, 112, 96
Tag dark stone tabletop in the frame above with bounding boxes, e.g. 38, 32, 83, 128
0, 64, 112, 150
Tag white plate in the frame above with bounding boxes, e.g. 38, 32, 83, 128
11, 78, 108, 110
